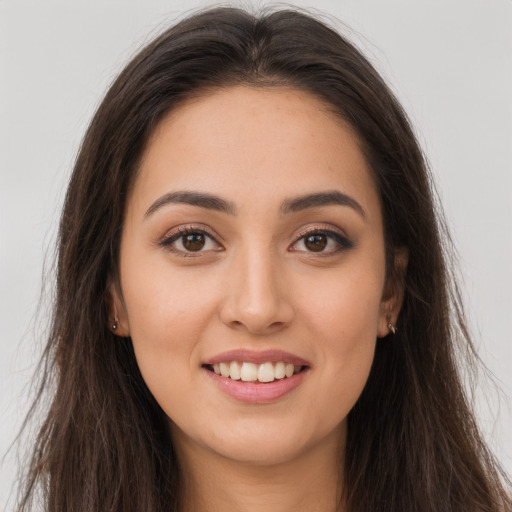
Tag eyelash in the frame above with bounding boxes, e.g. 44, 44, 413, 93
159, 224, 354, 257
289, 226, 354, 255
159, 225, 222, 257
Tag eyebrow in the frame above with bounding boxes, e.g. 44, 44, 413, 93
144, 189, 366, 220
280, 191, 366, 219
144, 191, 237, 218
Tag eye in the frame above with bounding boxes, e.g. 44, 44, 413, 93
160, 226, 222, 255
303, 233, 329, 252
290, 228, 354, 254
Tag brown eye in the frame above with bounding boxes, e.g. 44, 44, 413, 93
304, 234, 328, 252
160, 227, 222, 256
182, 233, 206, 251
290, 229, 354, 255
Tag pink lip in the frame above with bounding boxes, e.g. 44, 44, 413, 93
203, 349, 311, 367
203, 367, 308, 403
202, 350, 311, 404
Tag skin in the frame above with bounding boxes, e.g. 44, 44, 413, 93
111, 86, 406, 512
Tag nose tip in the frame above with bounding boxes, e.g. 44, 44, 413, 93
218, 258, 294, 335
223, 307, 293, 334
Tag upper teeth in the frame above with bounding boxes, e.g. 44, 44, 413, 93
212, 361, 301, 383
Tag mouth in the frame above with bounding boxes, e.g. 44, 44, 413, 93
203, 361, 307, 383
202, 350, 310, 403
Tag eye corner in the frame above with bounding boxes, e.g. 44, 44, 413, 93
158, 224, 224, 257
289, 224, 355, 255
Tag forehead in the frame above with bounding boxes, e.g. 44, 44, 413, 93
131, 85, 380, 220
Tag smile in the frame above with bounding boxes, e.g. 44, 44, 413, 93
202, 350, 310, 402
207, 361, 303, 383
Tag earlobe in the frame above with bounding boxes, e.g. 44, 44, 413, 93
106, 278, 130, 337
377, 246, 408, 338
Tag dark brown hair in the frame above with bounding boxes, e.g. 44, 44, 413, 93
17, 6, 511, 512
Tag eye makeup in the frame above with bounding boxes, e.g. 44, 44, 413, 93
289, 224, 355, 255
159, 224, 223, 257
157, 220, 355, 260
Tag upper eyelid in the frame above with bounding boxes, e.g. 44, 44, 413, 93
290, 224, 354, 251
161, 224, 221, 242
158, 226, 224, 257
158, 222, 351, 247
292, 223, 348, 240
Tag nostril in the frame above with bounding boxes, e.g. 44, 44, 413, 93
227, 320, 245, 331
218, 294, 294, 334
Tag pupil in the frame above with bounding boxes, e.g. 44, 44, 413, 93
305, 234, 327, 252
183, 233, 205, 251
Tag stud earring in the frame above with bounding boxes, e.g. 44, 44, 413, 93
387, 322, 397, 335
112, 317, 119, 332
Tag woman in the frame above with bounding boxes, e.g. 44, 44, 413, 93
16, 6, 511, 512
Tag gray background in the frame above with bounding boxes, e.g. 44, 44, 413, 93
1, 0, 511, 509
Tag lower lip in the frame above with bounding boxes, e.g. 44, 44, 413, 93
204, 368, 308, 403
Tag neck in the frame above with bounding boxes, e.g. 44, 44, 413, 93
174, 425, 346, 512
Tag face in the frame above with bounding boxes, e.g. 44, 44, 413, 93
112, 86, 403, 466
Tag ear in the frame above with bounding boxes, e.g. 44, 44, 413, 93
377, 246, 408, 338
106, 277, 130, 337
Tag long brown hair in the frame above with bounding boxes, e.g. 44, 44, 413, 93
17, 7, 511, 511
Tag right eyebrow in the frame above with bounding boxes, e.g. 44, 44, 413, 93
280, 190, 367, 220
144, 190, 238, 219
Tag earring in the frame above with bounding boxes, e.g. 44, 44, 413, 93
387, 322, 397, 335
112, 317, 119, 332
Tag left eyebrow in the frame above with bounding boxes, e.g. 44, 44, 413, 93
144, 190, 237, 218
280, 191, 367, 220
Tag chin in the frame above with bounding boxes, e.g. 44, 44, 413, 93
213, 435, 311, 466
183, 415, 345, 467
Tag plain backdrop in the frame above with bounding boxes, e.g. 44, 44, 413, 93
1, 0, 511, 509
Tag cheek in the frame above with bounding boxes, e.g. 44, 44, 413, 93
294, 258, 384, 409
298, 255, 385, 341
121, 243, 221, 339
119, 252, 221, 407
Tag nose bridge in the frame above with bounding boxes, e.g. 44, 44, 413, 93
240, 244, 278, 310
220, 240, 293, 333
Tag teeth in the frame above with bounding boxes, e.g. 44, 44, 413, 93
220, 362, 230, 378
274, 361, 286, 379
240, 362, 258, 382
258, 362, 275, 383
229, 361, 241, 380
210, 361, 303, 383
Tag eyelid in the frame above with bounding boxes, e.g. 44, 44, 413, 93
159, 224, 224, 254
289, 223, 354, 252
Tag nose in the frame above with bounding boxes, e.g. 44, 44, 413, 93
218, 248, 294, 335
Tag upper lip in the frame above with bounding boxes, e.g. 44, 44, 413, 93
203, 349, 311, 367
